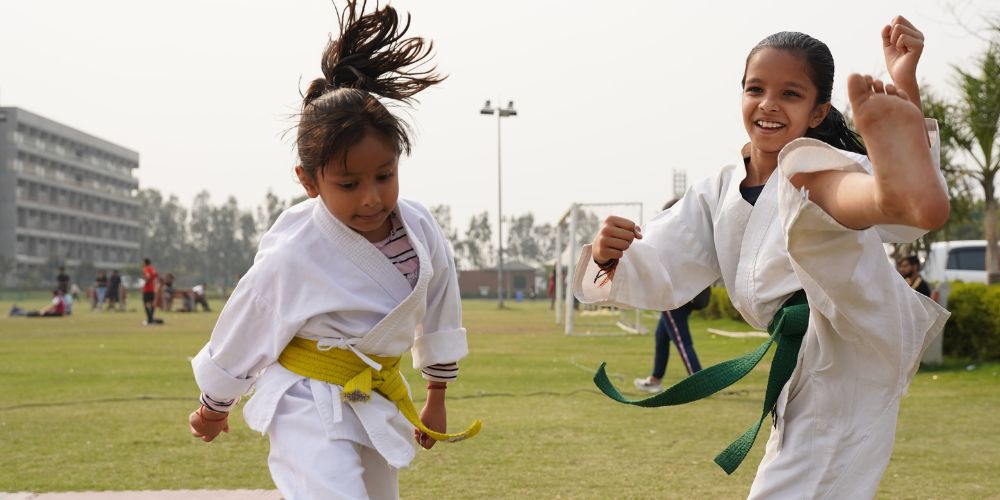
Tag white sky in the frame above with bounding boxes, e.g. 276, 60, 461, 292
1, 0, 994, 235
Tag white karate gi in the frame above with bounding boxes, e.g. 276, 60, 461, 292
192, 198, 468, 500
575, 122, 949, 499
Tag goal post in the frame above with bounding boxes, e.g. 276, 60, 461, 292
554, 202, 647, 336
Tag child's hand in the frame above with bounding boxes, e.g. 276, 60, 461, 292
415, 389, 447, 450
189, 405, 230, 443
882, 16, 924, 87
592, 216, 642, 264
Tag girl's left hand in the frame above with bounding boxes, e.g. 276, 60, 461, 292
882, 16, 924, 85
415, 396, 447, 449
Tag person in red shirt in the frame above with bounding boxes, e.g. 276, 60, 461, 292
142, 258, 163, 325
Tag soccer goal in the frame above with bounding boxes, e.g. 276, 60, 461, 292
554, 202, 647, 336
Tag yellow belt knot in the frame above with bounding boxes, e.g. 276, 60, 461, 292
277, 336, 481, 443
341, 368, 373, 403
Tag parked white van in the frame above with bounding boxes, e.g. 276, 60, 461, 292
923, 240, 988, 284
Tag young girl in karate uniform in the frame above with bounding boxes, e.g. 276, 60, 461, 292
576, 17, 949, 499
187, 3, 479, 498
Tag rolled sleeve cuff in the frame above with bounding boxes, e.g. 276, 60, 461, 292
191, 345, 256, 400
573, 244, 614, 304
411, 327, 468, 369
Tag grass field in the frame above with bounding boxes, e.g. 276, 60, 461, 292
1, 296, 998, 499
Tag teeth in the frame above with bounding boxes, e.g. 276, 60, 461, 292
756, 120, 784, 129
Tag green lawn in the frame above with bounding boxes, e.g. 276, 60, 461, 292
1, 298, 998, 498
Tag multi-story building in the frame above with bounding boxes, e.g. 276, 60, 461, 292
0, 107, 141, 287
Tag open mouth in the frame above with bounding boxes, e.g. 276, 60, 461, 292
754, 119, 786, 130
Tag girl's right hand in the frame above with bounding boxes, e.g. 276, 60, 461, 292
592, 216, 642, 264
189, 405, 230, 443
881, 16, 923, 86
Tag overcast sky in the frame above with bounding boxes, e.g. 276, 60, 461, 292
1, 0, 995, 234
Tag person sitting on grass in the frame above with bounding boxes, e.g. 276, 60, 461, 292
9, 290, 66, 317
191, 282, 210, 312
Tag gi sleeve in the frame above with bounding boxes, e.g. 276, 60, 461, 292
574, 180, 723, 311
191, 264, 307, 403
411, 214, 469, 372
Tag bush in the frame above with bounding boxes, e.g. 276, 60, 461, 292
943, 282, 1000, 361
694, 287, 744, 322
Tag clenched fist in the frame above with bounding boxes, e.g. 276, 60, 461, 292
592, 216, 642, 264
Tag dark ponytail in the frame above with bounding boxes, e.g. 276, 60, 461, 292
743, 31, 867, 155
296, 0, 445, 180
804, 106, 866, 155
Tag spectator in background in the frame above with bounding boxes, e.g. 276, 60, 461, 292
106, 270, 122, 311
94, 270, 108, 311
9, 290, 65, 317
62, 288, 74, 315
897, 255, 931, 297
634, 199, 709, 393
142, 258, 163, 325
118, 283, 128, 312
192, 282, 211, 312
162, 273, 176, 311
56, 266, 70, 295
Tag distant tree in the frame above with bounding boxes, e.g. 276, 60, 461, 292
429, 204, 458, 244
506, 213, 540, 266
188, 191, 213, 283
530, 222, 559, 268
137, 188, 190, 274
457, 212, 493, 270
256, 188, 287, 234
208, 196, 243, 290
429, 204, 461, 269
238, 210, 259, 271
572, 209, 601, 247
948, 43, 1000, 282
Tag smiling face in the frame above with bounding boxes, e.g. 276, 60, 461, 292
296, 130, 400, 242
742, 48, 831, 156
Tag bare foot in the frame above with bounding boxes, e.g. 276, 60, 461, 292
847, 73, 949, 229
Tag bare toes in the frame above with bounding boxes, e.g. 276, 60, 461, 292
873, 79, 885, 94
884, 83, 897, 96
847, 73, 873, 110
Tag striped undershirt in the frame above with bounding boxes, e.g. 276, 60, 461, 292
374, 211, 458, 383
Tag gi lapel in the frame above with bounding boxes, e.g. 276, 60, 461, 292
310, 201, 413, 305
353, 202, 434, 354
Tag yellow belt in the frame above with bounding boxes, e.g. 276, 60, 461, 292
277, 336, 481, 443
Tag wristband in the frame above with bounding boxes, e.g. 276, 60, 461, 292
426, 382, 448, 391
594, 258, 619, 286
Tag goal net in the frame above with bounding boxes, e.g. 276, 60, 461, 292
554, 202, 647, 336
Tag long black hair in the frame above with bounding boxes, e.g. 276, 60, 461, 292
296, 0, 445, 180
742, 31, 866, 155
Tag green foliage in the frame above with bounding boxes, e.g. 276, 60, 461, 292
944, 282, 1000, 360
694, 286, 745, 322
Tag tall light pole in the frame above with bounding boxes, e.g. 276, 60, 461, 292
480, 99, 516, 308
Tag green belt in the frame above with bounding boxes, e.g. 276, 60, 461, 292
593, 290, 809, 474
